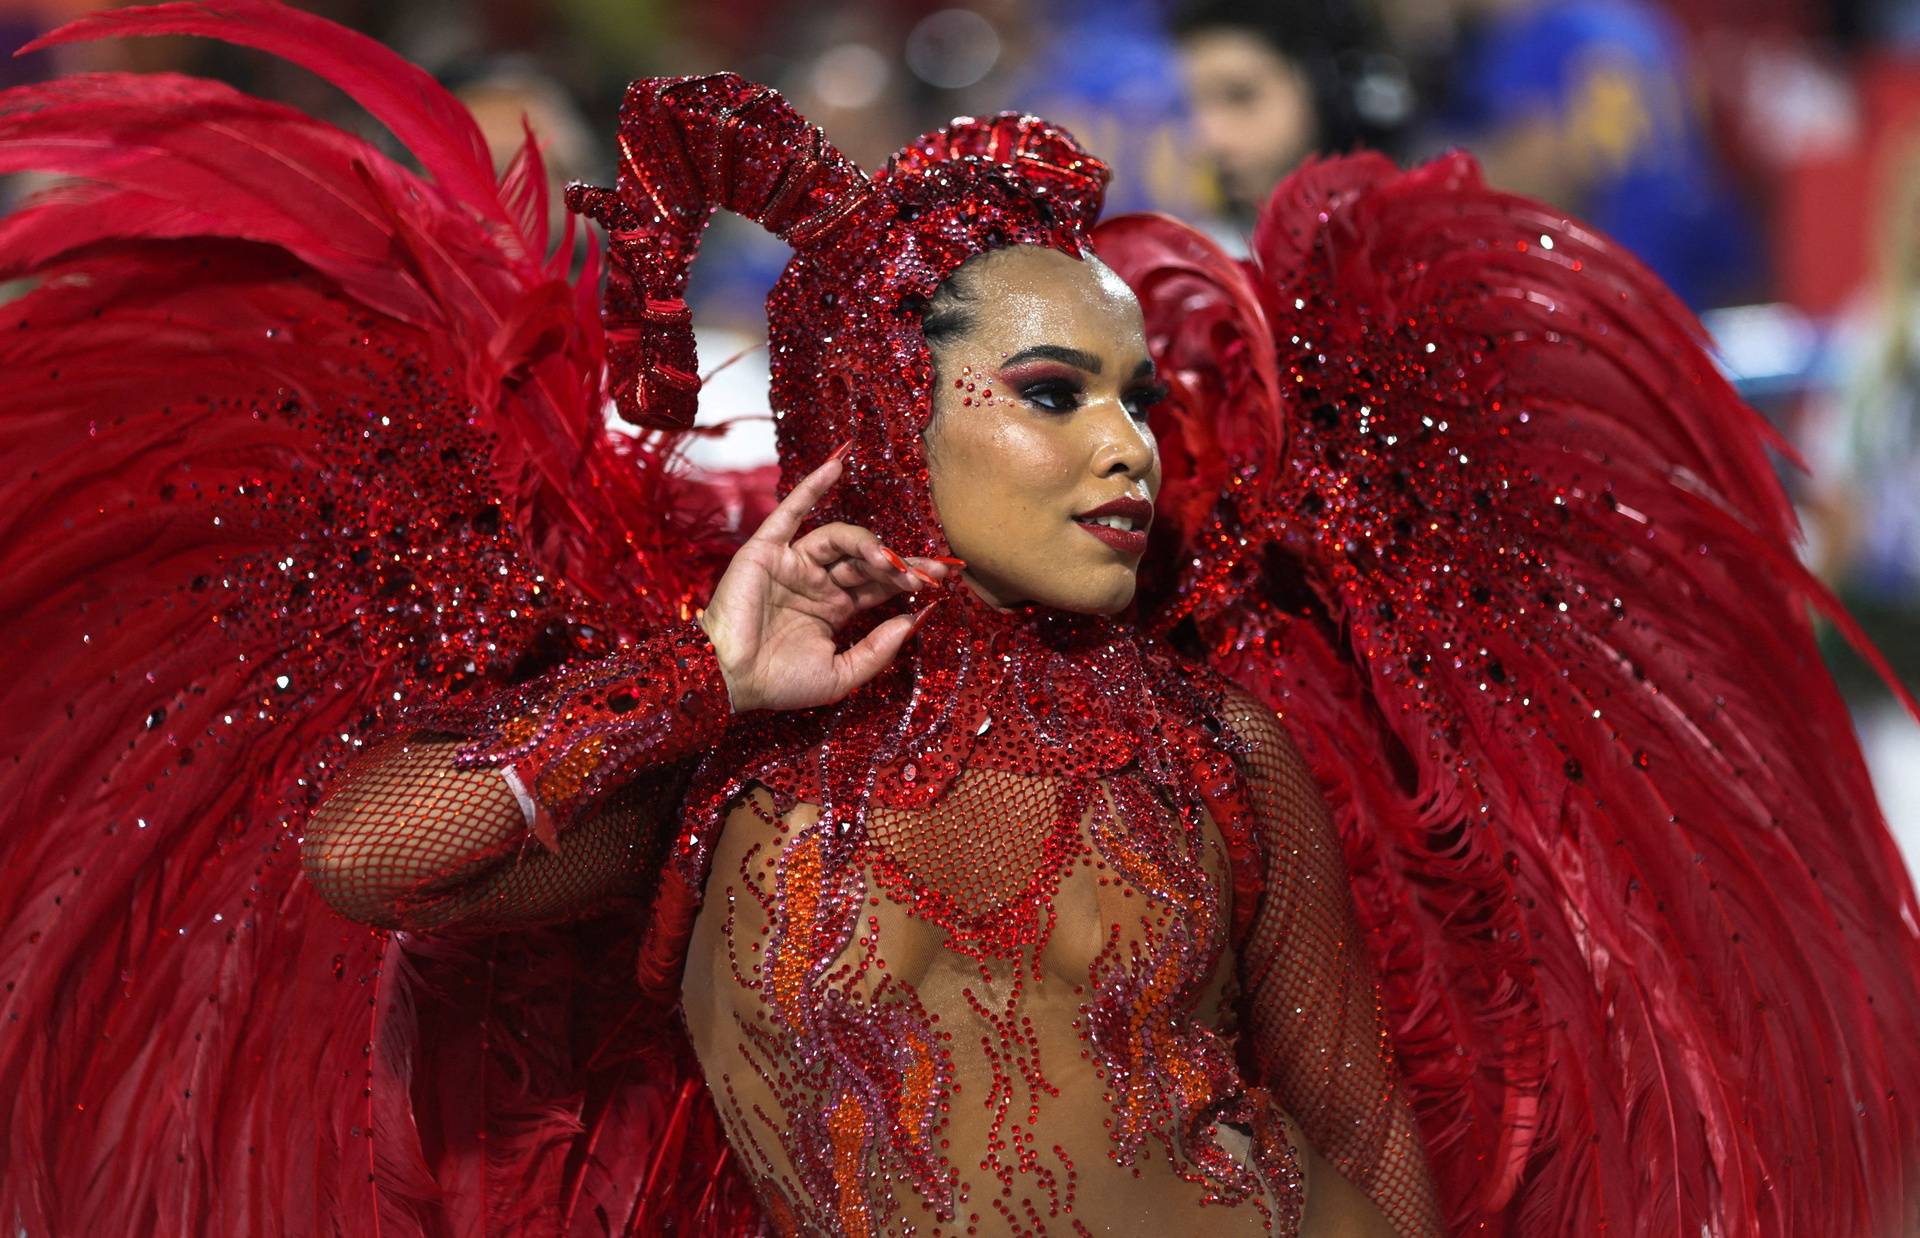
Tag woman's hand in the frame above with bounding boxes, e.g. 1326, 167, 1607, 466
699, 448, 956, 713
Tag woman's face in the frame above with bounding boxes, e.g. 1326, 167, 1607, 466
922, 245, 1164, 615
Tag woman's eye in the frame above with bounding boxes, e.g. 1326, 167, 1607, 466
1018, 381, 1082, 412
1123, 382, 1170, 419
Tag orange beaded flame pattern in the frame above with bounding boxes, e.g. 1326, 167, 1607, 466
658, 588, 1349, 1234
9, 3, 1920, 1235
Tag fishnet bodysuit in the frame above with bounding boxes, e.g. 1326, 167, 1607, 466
302, 741, 672, 931
683, 766, 1292, 1237
1216, 692, 1441, 1234
303, 635, 1440, 1236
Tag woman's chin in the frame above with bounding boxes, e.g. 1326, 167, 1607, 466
1029, 569, 1138, 617
959, 557, 1140, 616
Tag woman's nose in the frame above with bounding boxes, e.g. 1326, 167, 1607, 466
1089, 399, 1154, 479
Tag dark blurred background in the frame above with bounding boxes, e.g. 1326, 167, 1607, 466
5, 0, 1918, 864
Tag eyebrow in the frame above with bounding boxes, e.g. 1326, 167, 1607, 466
1003, 344, 1102, 372
1000, 345, 1158, 380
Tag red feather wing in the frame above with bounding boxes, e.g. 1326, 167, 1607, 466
1100, 153, 1920, 1236
0, 4, 743, 1234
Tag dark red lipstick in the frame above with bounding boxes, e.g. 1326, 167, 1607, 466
1072, 495, 1153, 556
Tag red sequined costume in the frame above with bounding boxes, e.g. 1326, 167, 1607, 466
2, 4, 1918, 1236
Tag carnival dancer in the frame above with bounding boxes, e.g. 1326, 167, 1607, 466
2, 4, 1917, 1235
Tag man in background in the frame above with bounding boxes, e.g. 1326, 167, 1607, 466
1171, 0, 1410, 229
1424, 0, 1762, 307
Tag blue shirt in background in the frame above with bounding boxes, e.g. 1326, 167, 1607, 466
1444, 0, 1760, 308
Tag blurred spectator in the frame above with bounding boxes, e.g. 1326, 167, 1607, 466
1170, 0, 1411, 227
1422, 0, 1763, 307
1789, 259, 1920, 863
1836, 0, 1920, 50
996, 0, 1208, 218
2, 10, 48, 215
1800, 291, 1920, 686
453, 63, 596, 238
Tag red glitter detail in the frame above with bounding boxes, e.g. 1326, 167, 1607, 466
8, 7, 1916, 1236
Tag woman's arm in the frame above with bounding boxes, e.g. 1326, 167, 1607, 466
1221, 689, 1443, 1238
302, 452, 952, 932
301, 738, 689, 931
301, 625, 729, 930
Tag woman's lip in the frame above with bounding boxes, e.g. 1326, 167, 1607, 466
1076, 495, 1155, 525
1075, 520, 1150, 556
1072, 494, 1152, 555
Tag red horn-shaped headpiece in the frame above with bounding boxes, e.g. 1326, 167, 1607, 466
573, 74, 1111, 556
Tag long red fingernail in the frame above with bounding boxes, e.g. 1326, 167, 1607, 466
828, 439, 852, 464
888, 549, 941, 587
930, 556, 967, 568
910, 599, 944, 631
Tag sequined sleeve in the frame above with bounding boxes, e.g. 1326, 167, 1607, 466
1220, 690, 1443, 1237
418, 623, 731, 844
301, 626, 730, 932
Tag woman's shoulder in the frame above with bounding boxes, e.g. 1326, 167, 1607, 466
1144, 649, 1309, 781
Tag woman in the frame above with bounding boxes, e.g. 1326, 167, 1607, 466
303, 227, 1438, 1234
3, 5, 1917, 1237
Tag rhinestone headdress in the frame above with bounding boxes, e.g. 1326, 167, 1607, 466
568, 73, 1112, 556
